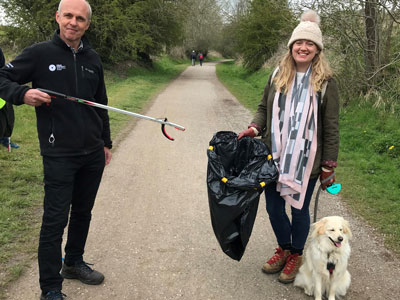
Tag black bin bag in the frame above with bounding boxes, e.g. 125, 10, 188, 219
207, 131, 278, 261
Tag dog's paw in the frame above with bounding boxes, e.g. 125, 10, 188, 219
304, 288, 313, 296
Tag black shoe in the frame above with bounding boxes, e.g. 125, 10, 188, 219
61, 261, 104, 285
40, 290, 66, 300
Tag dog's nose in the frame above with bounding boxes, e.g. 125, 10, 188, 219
338, 236, 343, 242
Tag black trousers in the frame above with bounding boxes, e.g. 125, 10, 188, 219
39, 148, 105, 293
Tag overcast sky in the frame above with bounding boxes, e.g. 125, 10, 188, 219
0, 8, 6, 25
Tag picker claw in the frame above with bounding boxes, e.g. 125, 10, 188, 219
161, 118, 174, 141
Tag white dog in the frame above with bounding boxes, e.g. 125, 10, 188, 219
294, 216, 352, 300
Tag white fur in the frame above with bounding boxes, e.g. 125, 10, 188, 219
294, 216, 352, 300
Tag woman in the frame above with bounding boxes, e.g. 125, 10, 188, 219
238, 10, 339, 284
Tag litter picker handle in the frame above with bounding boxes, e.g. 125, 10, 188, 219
37, 88, 185, 141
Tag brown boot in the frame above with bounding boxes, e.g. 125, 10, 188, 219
278, 253, 302, 284
262, 247, 290, 274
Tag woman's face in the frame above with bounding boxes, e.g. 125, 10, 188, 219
291, 39, 318, 72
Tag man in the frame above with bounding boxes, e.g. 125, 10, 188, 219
191, 50, 196, 66
0, 0, 112, 299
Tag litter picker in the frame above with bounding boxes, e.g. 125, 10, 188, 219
38, 88, 185, 141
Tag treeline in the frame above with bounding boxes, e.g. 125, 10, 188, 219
217, 0, 399, 106
0, 0, 222, 64
1, 0, 399, 105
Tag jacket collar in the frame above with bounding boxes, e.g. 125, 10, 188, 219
52, 29, 91, 53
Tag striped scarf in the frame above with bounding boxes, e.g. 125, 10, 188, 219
271, 66, 318, 209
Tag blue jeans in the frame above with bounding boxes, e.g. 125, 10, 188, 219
264, 178, 317, 251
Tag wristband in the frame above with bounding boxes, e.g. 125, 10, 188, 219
250, 127, 259, 136
322, 167, 333, 172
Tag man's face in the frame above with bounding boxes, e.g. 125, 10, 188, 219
56, 0, 90, 48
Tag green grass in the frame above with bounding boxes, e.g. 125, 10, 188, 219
0, 56, 188, 298
337, 102, 400, 251
216, 60, 400, 254
0, 107, 47, 299
216, 60, 272, 113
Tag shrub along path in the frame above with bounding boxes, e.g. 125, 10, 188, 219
4, 62, 400, 299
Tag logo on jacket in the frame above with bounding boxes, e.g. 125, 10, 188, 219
84, 67, 94, 74
49, 64, 67, 72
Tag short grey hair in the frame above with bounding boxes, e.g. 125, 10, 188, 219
58, 0, 92, 20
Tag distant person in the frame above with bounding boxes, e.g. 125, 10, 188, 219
0, 47, 19, 151
191, 50, 196, 66
0, 0, 112, 299
238, 10, 339, 284
199, 52, 204, 66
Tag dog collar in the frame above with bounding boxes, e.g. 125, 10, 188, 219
327, 262, 335, 274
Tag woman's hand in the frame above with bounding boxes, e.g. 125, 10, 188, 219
320, 167, 335, 190
238, 128, 257, 140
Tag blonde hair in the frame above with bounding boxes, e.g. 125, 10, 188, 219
273, 50, 333, 94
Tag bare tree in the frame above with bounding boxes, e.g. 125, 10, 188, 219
218, 0, 250, 22
365, 0, 379, 86
297, 0, 400, 101
181, 0, 224, 53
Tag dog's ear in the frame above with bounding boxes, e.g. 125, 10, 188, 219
343, 219, 352, 240
312, 218, 326, 237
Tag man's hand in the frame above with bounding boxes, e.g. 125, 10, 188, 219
238, 127, 257, 140
320, 167, 335, 190
104, 147, 112, 165
24, 89, 51, 106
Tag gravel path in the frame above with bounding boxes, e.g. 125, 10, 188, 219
4, 62, 400, 300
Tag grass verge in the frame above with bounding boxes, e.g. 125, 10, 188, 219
0, 56, 188, 298
216, 60, 400, 254
216, 60, 272, 113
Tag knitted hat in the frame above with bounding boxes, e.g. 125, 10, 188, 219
287, 10, 323, 50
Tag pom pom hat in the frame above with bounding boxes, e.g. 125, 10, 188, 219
287, 10, 323, 50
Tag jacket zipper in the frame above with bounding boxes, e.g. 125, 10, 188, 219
73, 51, 79, 92
48, 49, 79, 148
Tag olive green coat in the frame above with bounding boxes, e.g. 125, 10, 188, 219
251, 74, 340, 178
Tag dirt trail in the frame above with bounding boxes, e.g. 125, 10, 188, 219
4, 62, 400, 299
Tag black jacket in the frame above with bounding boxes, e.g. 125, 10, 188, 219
0, 47, 15, 137
0, 31, 112, 156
